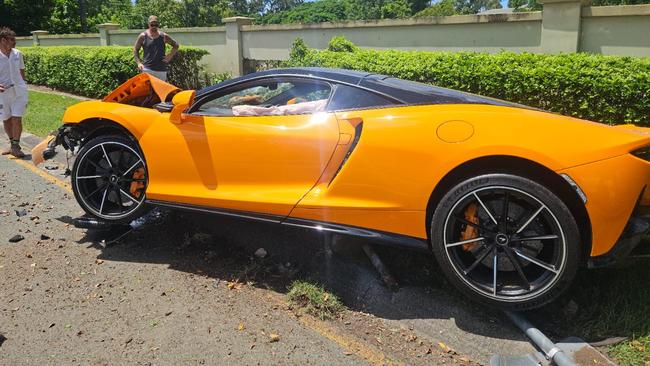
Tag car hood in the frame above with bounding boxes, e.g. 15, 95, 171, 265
103, 73, 181, 107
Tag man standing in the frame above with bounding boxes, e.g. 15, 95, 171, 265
0, 27, 27, 158
133, 16, 179, 81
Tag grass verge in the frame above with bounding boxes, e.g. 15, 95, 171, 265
22, 90, 82, 137
609, 335, 649, 366
287, 281, 345, 320
530, 243, 650, 366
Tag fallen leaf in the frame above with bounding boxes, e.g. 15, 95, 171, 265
95, 259, 104, 265
269, 333, 280, 342
227, 281, 243, 290
237, 323, 245, 331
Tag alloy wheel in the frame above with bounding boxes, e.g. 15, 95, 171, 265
74, 141, 147, 220
442, 186, 567, 302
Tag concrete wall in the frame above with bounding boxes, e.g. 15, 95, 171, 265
38, 34, 101, 47
242, 14, 543, 60
14, 2, 650, 76
108, 27, 228, 71
580, 5, 650, 56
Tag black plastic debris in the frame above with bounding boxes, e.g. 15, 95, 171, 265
72, 217, 116, 230
9, 235, 24, 243
71, 208, 169, 248
15, 209, 27, 217
40, 234, 51, 240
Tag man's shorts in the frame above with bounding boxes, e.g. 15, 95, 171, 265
0, 86, 28, 121
142, 69, 167, 82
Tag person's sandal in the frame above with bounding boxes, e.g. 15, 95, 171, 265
10, 144, 25, 158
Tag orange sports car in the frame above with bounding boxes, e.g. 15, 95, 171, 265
38, 68, 650, 309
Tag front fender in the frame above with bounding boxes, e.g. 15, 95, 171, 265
62, 101, 162, 139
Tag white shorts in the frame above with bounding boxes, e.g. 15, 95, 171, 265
0, 86, 28, 121
142, 69, 167, 81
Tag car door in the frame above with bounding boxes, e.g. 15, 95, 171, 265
143, 77, 340, 217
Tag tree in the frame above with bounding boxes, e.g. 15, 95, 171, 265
265, 0, 305, 13
508, 0, 527, 9
259, 0, 348, 24
408, 0, 431, 13
229, 0, 266, 16
2, 0, 56, 35
181, 0, 235, 27
454, 0, 502, 14
346, 0, 413, 20
415, 0, 456, 16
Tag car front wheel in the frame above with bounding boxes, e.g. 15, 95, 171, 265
430, 174, 580, 310
71, 135, 148, 224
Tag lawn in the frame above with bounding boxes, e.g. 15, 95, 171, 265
22, 90, 83, 137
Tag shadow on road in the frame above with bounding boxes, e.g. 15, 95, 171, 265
57, 208, 529, 345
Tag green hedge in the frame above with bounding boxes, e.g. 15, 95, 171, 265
21, 46, 209, 98
285, 38, 650, 126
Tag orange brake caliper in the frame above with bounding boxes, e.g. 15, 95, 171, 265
129, 168, 145, 198
460, 203, 480, 252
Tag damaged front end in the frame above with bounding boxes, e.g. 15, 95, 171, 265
31, 74, 180, 167
31, 124, 84, 167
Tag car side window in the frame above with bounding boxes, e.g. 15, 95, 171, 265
327, 84, 398, 111
192, 79, 332, 117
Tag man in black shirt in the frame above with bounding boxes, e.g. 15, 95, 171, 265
133, 16, 179, 81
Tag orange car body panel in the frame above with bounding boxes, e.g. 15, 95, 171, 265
62, 91, 650, 258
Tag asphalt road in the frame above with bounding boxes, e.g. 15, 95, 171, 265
0, 136, 537, 365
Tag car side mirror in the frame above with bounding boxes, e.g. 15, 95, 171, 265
170, 90, 196, 124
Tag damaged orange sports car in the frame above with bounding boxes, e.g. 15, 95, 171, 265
35, 68, 650, 309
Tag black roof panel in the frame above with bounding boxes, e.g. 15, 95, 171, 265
197, 67, 527, 108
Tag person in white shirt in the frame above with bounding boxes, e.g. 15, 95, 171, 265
0, 27, 28, 158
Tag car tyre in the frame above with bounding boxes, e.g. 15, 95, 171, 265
430, 174, 580, 310
71, 135, 149, 224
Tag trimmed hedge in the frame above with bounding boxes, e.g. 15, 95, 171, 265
284, 38, 650, 126
21, 46, 209, 98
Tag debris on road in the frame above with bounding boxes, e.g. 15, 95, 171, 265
254, 248, 267, 258
15, 209, 27, 217
269, 332, 280, 342
8, 234, 24, 243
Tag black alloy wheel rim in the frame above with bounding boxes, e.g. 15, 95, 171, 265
75, 142, 147, 220
442, 186, 566, 302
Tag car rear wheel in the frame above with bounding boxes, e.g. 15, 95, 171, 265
71, 135, 148, 224
430, 174, 579, 310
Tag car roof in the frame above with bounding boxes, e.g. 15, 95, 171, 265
197, 67, 526, 108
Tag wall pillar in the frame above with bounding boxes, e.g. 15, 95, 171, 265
223, 17, 253, 77
97, 23, 120, 46
539, 0, 591, 53
30, 30, 49, 46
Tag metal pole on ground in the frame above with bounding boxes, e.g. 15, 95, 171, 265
504, 311, 577, 366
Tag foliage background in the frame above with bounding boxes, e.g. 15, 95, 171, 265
4, 0, 650, 35
285, 37, 650, 125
